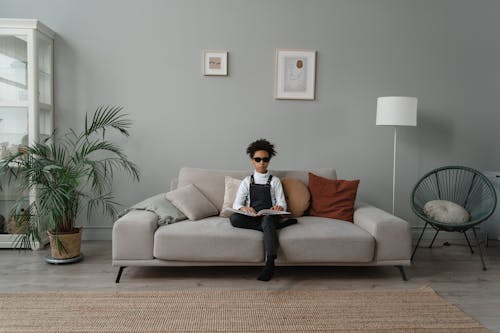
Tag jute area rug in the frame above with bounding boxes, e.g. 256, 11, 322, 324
0, 287, 488, 333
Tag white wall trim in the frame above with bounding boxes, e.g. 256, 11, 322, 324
82, 226, 112, 241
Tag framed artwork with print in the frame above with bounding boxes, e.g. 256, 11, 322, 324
274, 49, 316, 100
203, 50, 228, 76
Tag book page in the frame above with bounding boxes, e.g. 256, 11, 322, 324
224, 207, 290, 216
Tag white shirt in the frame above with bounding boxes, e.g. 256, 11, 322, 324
232, 171, 287, 211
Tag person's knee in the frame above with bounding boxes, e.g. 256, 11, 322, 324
230, 214, 244, 227
261, 216, 277, 230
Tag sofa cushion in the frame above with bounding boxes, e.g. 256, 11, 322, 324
281, 177, 310, 217
278, 216, 375, 263
153, 217, 264, 262
308, 173, 360, 222
220, 176, 242, 218
165, 184, 219, 220
176, 167, 337, 211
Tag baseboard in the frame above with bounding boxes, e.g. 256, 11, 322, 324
82, 226, 112, 241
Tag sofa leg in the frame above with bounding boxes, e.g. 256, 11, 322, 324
396, 266, 408, 281
115, 266, 126, 283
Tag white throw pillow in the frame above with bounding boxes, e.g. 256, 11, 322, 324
166, 184, 219, 221
423, 200, 470, 224
220, 176, 242, 218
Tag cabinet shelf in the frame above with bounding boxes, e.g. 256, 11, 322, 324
0, 101, 29, 108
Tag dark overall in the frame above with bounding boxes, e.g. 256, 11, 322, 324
229, 175, 281, 259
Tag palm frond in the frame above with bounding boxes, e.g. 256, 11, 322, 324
84, 105, 131, 138
86, 192, 119, 220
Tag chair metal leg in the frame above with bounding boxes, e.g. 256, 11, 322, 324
463, 231, 474, 254
115, 266, 126, 283
396, 266, 408, 281
411, 222, 428, 261
429, 229, 440, 248
472, 228, 487, 271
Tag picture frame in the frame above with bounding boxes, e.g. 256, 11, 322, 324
203, 50, 228, 76
274, 49, 316, 100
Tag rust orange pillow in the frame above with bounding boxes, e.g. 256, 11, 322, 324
308, 172, 360, 222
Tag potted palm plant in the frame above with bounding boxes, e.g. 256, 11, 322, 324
0, 106, 139, 262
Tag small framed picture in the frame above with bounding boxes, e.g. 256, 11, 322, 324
203, 50, 228, 76
275, 49, 316, 100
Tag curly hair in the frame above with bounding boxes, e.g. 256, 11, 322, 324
246, 139, 277, 158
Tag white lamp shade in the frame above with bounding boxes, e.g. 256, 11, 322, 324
376, 96, 418, 126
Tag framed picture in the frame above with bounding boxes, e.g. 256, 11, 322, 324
203, 50, 228, 76
274, 49, 316, 100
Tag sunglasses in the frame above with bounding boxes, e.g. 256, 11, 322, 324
253, 157, 270, 163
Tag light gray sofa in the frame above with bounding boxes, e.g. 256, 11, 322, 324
112, 167, 412, 282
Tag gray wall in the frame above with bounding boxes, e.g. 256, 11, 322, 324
1, 0, 499, 239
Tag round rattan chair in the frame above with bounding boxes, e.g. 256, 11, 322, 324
411, 166, 497, 270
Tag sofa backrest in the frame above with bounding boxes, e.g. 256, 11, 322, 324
173, 167, 337, 211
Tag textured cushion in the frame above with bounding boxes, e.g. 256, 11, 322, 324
220, 176, 242, 217
153, 217, 264, 262
281, 177, 310, 217
165, 184, 219, 221
423, 200, 470, 224
278, 216, 375, 263
118, 193, 187, 225
308, 173, 360, 222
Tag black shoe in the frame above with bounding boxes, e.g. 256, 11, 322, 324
257, 258, 275, 281
257, 266, 274, 281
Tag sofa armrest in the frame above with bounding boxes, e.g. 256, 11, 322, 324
112, 210, 158, 261
353, 202, 412, 261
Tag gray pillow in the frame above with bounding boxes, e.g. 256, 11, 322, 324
166, 184, 219, 220
119, 193, 187, 225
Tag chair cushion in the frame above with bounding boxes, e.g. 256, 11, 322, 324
220, 176, 242, 218
278, 216, 374, 263
308, 172, 360, 222
423, 200, 470, 224
281, 177, 310, 217
165, 184, 219, 220
153, 217, 264, 262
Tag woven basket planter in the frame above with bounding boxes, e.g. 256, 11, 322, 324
48, 228, 82, 259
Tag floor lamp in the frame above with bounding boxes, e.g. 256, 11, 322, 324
376, 96, 418, 215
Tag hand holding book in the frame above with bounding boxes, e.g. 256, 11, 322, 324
225, 207, 291, 217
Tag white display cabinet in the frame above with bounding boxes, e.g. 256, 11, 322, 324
0, 19, 55, 248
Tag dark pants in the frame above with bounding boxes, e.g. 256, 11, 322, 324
229, 214, 280, 259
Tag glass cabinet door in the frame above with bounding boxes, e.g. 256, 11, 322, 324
0, 33, 29, 242
0, 34, 28, 104
0, 20, 55, 247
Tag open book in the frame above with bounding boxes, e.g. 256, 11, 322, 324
225, 207, 291, 217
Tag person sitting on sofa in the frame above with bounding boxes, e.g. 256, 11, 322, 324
230, 138, 297, 281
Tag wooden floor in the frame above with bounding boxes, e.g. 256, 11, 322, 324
1, 240, 499, 332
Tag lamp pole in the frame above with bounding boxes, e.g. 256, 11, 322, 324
392, 127, 397, 215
